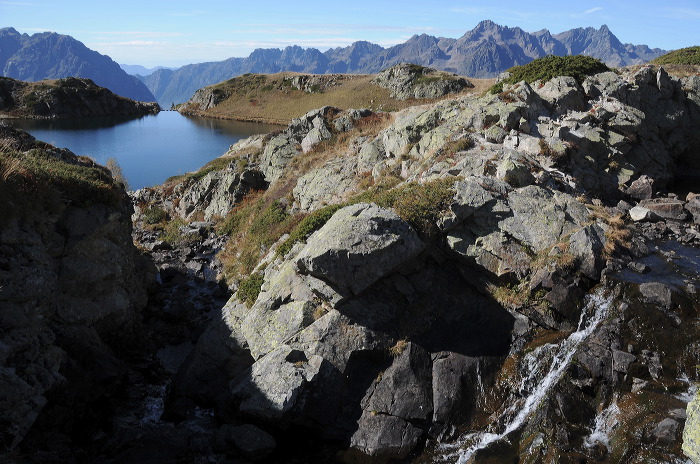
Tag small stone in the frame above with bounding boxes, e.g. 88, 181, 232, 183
639, 198, 690, 221
612, 349, 637, 374
632, 377, 648, 393
626, 175, 654, 201
627, 261, 650, 274
652, 418, 678, 445
629, 205, 657, 222
670, 408, 687, 420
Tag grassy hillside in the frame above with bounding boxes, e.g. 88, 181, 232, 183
652, 46, 700, 65
178, 72, 494, 124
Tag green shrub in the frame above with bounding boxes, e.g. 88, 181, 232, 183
237, 272, 264, 307
143, 206, 167, 224
379, 177, 456, 235
489, 55, 611, 94
217, 192, 299, 279
651, 46, 700, 65
250, 200, 289, 235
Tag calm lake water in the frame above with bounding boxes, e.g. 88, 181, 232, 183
9, 112, 278, 190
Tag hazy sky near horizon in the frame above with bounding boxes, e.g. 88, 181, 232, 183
2, 0, 698, 68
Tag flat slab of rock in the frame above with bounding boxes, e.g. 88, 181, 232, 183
639, 198, 689, 221
295, 203, 425, 295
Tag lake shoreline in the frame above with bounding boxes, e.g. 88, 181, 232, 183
7, 112, 277, 190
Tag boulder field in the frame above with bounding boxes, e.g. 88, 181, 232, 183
3, 64, 700, 463
125, 64, 700, 462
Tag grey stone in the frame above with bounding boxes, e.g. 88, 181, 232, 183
438, 178, 494, 231
626, 175, 655, 201
350, 412, 424, 459
241, 300, 316, 360
293, 156, 358, 212
628, 261, 651, 274
685, 198, 700, 223
612, 349, 637, 374
259, 132, 300, 183
232, 345, 340, 427
295, 203, 425, 295
499, 185, 589, 252
568, 224, 606, 279
372, 63, 472, 100
362, 342, 432, 421
629, 205, 659, 222
215, 424, 276, 460
640, 198, 690, 221
639, 282, 673, 310
496, 154, 535, 188
652, 418, 679, 446
535, 76, 585, 114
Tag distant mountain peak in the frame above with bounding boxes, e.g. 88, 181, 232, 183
0, 28, 157, 102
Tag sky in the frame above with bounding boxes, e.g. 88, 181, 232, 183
1, 0, 698, 68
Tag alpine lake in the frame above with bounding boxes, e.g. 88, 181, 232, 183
8, 111, 279, 190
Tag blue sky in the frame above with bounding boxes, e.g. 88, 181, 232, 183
2, 0, 698, 68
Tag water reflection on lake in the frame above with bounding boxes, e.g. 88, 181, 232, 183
8, 112, 279, 190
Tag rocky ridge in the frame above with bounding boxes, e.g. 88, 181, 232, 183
125, 64, 700, 462
0, 76, 160, 118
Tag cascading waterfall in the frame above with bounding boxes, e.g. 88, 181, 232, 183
437, 287, 614, 463
583, 398, 620, 451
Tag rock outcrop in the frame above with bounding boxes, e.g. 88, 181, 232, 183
372, 63, 473, 100
0, 76, 160, 118
0, 127, 154, 456
148, 63, 700, 462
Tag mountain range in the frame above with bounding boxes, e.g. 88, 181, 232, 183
0, 27, 157, 102
1, 21, 666, 108
137, 20, 666, 106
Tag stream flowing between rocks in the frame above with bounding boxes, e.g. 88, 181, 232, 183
436, 288, 615, 463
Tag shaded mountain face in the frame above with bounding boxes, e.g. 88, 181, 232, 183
136, 20, 666, 106
0, 27, 157, 102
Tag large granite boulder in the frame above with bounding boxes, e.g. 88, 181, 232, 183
295, 203, 426, 295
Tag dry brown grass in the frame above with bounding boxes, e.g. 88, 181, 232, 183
181, 72, 495, 124
623, 63, 700, 79
587, 205, 632, 256
389, 339, 408, 357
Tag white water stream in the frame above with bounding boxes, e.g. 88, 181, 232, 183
437, 288, 614, 463
583, 398, 620, 451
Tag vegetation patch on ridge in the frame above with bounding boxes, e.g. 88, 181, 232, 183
651, 46, 700, 66
489, 55, 611, 94
0, 146, 121, 207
